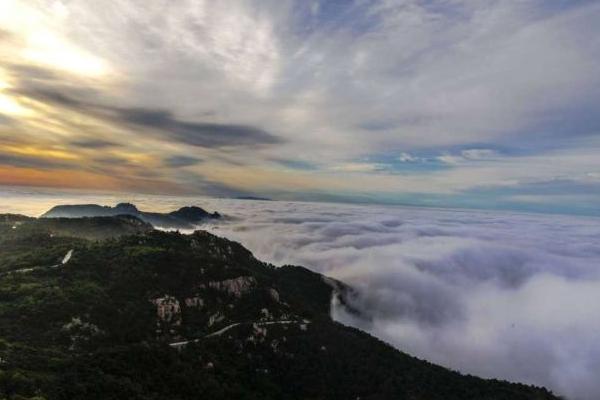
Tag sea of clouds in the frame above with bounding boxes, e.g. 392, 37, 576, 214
197, 199, 600, 400
2, 188, 599, 400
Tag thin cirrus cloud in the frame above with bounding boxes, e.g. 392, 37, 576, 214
0, 0, 599, 214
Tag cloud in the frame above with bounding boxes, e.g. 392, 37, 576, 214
397, 152, 422, 163
163, 155, 203, 168
330, 162, 386, 173
91, 156, 131, 166
0, 152, 71, 169
13, 85, 91, 109
270, 158, 318, 170
13, 86, 282, 149
438, 148, 501, 164
0, 115, 12, 125
460, 149, 500, 160
70, 139, 119, 149
117, 108, 283, 148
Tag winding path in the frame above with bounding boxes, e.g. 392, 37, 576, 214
169, 320, 309, 349
0, 249, 74, 277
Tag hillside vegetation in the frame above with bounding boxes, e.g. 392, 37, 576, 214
0, 214, 560, 400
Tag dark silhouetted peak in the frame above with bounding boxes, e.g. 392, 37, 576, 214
170, 206, 220, 222
42, 203, 222, 229
41, 204, 117, 219
115, 202, 139, 213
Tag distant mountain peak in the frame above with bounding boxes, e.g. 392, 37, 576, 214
115, 202, 139, 213
170, 206, 220, 220
41, 203, 220, 229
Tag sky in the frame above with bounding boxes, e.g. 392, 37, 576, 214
0, 0, 599, 215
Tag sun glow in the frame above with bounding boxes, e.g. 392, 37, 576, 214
0, 144, 78, 161
0, 76, 9, 91
21, 30, 109, 77
0, 1, 110, 78
0, 94, 33, 117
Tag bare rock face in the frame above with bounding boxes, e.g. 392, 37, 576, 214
208, 276, 257, 298
269, 288, 280, 303
151, 295, 182, 337
152, 295, 181, 323
249, 323, 268, 343
260, 308, 271, 321
184, 297, 204, 308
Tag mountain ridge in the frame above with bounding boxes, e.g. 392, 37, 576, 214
41, 202, 221, 229
0, 213, 560, 400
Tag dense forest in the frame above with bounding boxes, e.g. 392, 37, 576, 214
0, 214, 561, 399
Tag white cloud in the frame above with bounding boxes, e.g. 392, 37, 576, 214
188, 199, 599, 400
398, 152, 421, 162
330, 162, 385, 173
460, 148, 499, 160
438, 148, 500, 164
437, 153, 463, 165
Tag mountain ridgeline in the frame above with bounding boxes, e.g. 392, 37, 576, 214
0, 210, 560, 400
41, 202, 221, 229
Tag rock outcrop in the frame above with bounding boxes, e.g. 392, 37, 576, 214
208, 276, 257, 298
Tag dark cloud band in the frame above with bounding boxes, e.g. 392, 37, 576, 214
13, 84, 283, 149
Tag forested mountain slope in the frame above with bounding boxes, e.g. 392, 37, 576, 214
0, 215, 560, 400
